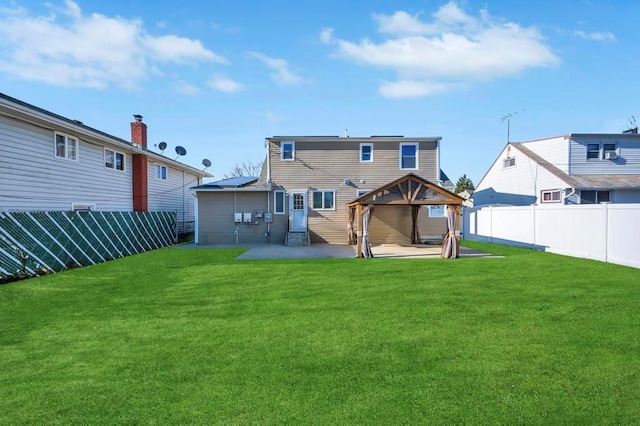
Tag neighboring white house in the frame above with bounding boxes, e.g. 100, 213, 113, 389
474, 132, 640, 206
0, 92, 211, 235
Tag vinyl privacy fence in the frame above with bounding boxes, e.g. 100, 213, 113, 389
463, 204, 640, 269
0, 211, 177, 282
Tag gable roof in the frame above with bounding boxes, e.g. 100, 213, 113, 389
0, 92, 211, 178
347, 173, 463, 207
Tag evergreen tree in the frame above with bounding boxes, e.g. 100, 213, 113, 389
454, 174, 475, 193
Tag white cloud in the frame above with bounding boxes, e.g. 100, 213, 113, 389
0, 1, 227, 89
173, 80, 200, 95
207, 74, 243, 93
319, 28, 334, 43
248, 52, 305, 86
574, 30, 616, 42
323, 1, 559, 98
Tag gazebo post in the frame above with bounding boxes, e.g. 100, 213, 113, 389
356, 204, 363, 258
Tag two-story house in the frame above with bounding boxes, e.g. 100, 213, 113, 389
0, 92, 211, 235
193, 135, 463, 248
473, 132, 640, 206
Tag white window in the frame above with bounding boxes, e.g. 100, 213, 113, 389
587, 143, 600, 160
400, 143, 418, 170
503, 157, 516, 168
541, 190, 561, 203
428, 205, 446, 217
281, 141, 295, 161
155, 164, 167, 180
357, 189, 370, 198
360, 143, 373, 162
72, 203, 95, 211
274, 190, 285, 214
312, 190, 335, 210
105, 149, 125, 171
54, 132, 78, 161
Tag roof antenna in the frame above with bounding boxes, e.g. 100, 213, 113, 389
345, 128, 349, 138
500, 109, 524, 143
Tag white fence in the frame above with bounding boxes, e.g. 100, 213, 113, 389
463, 204, 640, 269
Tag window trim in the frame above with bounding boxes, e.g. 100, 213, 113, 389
311, 189, 336, 211
104, 148, 125, 171
541, 189, 562, 203
360, 143, 374, 163
54, 132, 78, 161
281, 141, 295, 161
356, 189, 370, 198
274, 190, 285, 215
154, 164, 167, 180
587, 142, 619, 160
399, 142, 419, 170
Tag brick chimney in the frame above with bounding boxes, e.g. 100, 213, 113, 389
131, 114, 148, 211
131, 114, 147, 149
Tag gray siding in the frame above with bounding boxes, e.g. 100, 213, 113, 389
148, 162, 199, 233
197, 192, 276, 245
269, 139, 439, 243
569, 136, 640, 175
0, 115, 132, 212
612, 190, 640, 203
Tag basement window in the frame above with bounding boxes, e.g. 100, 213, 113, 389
105, 149, 125, 171
541, 189, 562, 203
72, 203, 95, 211
54, 132, 78, 161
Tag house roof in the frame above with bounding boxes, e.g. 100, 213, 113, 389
347, 173, 463, 207
495, 142, 640, 190
0, 92, 211, 178
192, 176, 271, 192
266, 136, 442, 143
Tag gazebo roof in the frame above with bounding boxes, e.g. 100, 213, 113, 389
347, 173, 464, 207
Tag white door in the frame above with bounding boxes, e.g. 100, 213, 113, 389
289, 191, 307, 232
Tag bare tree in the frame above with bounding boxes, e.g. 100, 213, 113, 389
225, 160, 264, 178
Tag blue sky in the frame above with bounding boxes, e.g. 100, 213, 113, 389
1, 0, 639, 184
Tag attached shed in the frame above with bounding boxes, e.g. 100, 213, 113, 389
347, 173, 464, 258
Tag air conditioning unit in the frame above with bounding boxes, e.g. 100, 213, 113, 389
604, 152, 618, 160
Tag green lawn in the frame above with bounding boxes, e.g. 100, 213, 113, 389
1, 242, 638, 424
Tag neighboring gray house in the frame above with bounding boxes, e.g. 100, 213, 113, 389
0, 92, 210, 235
474, 133, 640, 206
194, 135, 460, 245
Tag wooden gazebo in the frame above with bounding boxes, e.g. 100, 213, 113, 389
346, 173, 464, 258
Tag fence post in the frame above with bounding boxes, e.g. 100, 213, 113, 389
604, 203, 609, 263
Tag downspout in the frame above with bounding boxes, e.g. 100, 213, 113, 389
194, 193, 199, 245
265, 138, 271, 183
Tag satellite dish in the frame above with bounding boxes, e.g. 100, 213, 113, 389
175, 146, 187, 159
202, 159, 211, 169
158, 141, 167, 152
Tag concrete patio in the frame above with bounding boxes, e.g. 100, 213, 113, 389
182, 243, 500, 260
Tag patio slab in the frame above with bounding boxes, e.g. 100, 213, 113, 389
181, 243, 499, 260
